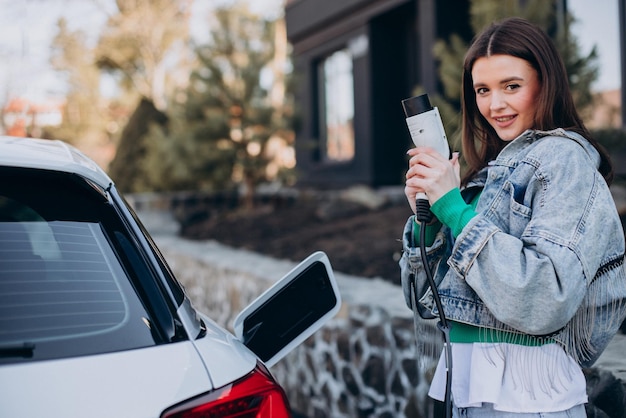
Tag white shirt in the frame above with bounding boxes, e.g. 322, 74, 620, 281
429, 342, 588, 413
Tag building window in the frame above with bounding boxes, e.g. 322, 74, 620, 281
319, 49, 355, 162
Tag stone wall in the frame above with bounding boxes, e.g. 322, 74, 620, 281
272, 306, 439, 418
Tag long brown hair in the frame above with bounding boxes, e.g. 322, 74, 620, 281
460, 17, 613, 185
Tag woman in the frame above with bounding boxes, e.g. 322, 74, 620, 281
400, 17, 626, 416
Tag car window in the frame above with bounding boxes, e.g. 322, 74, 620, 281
0, 168, 162, 364
117, 193, 186, 306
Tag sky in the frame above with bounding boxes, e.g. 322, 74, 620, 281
0, 0, 113, 102
0, 0, 621, 104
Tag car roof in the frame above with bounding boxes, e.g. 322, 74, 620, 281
0, 135, 112, 189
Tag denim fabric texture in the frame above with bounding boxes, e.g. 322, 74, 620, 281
400, 129, 626, 367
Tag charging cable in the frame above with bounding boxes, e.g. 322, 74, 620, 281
413, 198, 453, 418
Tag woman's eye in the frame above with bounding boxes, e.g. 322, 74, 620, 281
506, 83, 521, 91
476, 87, 488, 95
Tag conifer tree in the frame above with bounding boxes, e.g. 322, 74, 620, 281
144, 3, 295, 208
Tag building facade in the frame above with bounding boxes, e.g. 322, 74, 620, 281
285, 0, 626, 188
285, 0, 471, 188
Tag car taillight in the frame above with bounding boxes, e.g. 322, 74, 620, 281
161, 363, 291, 418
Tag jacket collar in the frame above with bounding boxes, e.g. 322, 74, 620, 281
496, 128, 601, 170
463, 128, 600, 193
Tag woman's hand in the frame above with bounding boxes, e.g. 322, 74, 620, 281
404, 147, 461, 214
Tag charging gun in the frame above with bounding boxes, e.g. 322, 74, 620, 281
401, 94, 450, 223
402, 93, 453, 418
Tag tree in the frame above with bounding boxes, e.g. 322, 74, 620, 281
109, 98, 168, 192
98, 0, 193, 190
429, 0, 598, 149
48, 18, 107, 147
94, 0, 192, 111
144, 3, 295, 208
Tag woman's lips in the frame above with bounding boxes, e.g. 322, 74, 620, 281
493, 115, 517, 128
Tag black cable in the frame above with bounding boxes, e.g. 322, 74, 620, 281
415, 198, 453, 418
415, 197, 434, 225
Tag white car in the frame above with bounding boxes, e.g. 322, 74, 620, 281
0, 136, 341, 417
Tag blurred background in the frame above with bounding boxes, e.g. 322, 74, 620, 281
0, 0, 623, 199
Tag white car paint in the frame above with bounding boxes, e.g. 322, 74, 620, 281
0, 136, 111, 188
0, 342, 211, 418
0, 317, 260, 418
190, 314, 258, 389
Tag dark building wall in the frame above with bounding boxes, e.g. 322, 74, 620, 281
370, 2, 419, 186
287, 0, 412, 188
285, 0, 470, 188
289, 24, 375, 187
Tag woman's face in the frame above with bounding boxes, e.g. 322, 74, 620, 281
471, 54, 541, 141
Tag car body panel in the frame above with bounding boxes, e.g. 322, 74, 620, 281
0, 136, 111, 188
191, 314, 258, 388
0, 342, 212, 418
0, 313, 262, 418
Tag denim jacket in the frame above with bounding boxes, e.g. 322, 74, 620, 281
400, 129, 626, 367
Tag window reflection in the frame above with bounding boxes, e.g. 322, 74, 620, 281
322, 49, 355, 162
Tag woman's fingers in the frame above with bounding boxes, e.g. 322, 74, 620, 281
405, 147, 460, 205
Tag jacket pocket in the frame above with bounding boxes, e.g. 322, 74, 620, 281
498, 180, 532, 238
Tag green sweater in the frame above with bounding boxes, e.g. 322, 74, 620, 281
412, 187, 478, 246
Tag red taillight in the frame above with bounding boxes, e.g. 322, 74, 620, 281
161, 363, 291, 418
